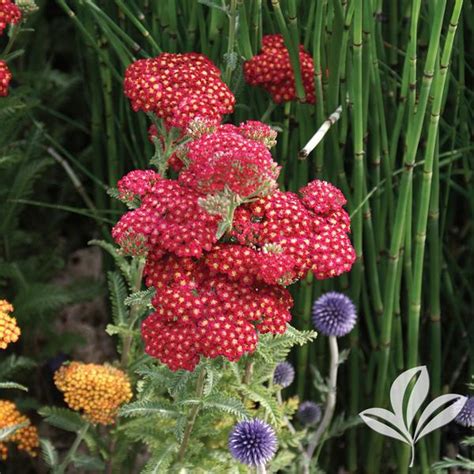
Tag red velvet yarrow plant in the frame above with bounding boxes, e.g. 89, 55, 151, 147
114, 53, 355, 372
244, 34, 315, 104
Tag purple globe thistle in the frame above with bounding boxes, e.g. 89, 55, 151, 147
311, 291, 357, 337
273, 361, 295, 388
455, 396, 474, 427
228, 419, 278, 467
297, 401, 322, 426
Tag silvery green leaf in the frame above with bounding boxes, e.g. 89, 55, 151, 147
0, 421, 28, 441
390, 366, 428, 431
413, 394, 466, 442
359, 408, 411, 445
338, 349, 350, 364
0, 381, 28, 391
40, 438, 58, 468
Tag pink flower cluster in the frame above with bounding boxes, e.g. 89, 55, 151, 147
178, 123, 279, 198
0, 0, 22, 97
124, 53, 235, 129
115, 54, 354, 371
113, 144, 354, 371
0, 60, 12, 97
244, 34, 315, 104
0, 0, 21, 36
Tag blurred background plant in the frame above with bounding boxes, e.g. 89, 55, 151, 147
0, 0, 473, 472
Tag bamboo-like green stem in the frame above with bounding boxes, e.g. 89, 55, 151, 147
371, 0, 456, 468
223, 0, 238, 84
271, 0, 306, 101
407, 0, 463, 370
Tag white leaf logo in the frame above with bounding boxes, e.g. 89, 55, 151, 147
414, 394, 466, 442
359, 366, 466, 468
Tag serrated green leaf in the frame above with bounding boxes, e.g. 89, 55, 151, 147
240, 386, 282, 425
40, 438, 58, 468
0, 421, 28, 441
72, 454, 105, 471
119, 400, 179, 418
141, 443, 177, 474
0, 355, 36, 379
124, 287, 155, 307
39, 406, 86, 432
201, 394, 250, 420
0, 381, 28, 391
105, 324, 136, 337
108, 271, 128, 325
89, 239, 131, 282
269, 450, 296, 472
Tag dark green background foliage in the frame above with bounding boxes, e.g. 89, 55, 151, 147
0, 0, 473, 472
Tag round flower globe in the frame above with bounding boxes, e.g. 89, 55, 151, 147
312, 291, 357, 337
455, 396, 474, 427
297, 401, 322, 426
228, 419, 277, 467
273, 361, 295, 388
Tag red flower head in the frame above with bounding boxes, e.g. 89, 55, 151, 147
124, 53, 235, 129
178, 126, 280, 199
112, 176, 220, 258
0, 60, 12, 97
221, 181, 355, 284
244, 34, 315, 104
0, 0, 21, 36
141, 255, 293, 371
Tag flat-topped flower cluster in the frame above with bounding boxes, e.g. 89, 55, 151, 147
113, 52, 355, 371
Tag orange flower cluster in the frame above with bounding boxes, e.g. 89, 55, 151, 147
0, 400, 39, 460
54, 362, 132, 425
0, 299, 20, 349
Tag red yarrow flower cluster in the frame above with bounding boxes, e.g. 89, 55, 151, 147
141, 256, 292, 371
178, 124, 279, 198
115, 72, 354, 371
0, 60, 12, 97
213, 181, 355, 285
112, 171, 220, 258
0, 0, 21, 36
124, 53, 235, 129
244, 34, 315, 104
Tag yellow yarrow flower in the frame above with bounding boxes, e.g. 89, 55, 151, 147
54, 362, 133, 425
0, 400, 39, 460
0, 300, 20, 350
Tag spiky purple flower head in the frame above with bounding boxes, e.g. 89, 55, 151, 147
228, 418, 278, 467
455, 396, 474, 427
311, 291, 357, 337
297, 401, 322, 426
273, 361, 295, 388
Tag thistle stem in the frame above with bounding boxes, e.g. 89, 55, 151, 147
306, 336, 339, 464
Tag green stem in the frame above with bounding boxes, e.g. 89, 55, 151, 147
177, 368, 206, 463
55, 424, 90, 474
121, 259, 145, 369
